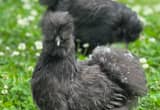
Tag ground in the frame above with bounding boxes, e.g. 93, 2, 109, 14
0, 0, 160, 110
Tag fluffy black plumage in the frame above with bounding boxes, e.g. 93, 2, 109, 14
31, 11, 147, 110
87, 46, 147, 96
39, 0, 143, 53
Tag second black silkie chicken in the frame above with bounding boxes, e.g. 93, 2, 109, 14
31, 11, 147, 110
39, 0, 143, 54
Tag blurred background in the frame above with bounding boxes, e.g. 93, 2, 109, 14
0, 0, 160, 109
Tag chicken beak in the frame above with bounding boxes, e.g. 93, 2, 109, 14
56, 36, 61, 47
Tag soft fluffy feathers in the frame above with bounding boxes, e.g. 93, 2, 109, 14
31, 11, 147, 110
39, 0, 143, 53
41, 11, 75, 57
88, 46, 147, 96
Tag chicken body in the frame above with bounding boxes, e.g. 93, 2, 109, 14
40, 0, 143, 53
31, 11, 147, 110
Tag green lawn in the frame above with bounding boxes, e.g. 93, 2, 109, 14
0, 0, 160, 110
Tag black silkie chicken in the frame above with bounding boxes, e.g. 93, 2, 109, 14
39, 0, 143, 53
31, 11, 147, 110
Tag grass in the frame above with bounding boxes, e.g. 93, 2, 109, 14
0, 0, 160, 109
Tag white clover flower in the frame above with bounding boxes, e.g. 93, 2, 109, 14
83, 43, 90, 48
27, 16, 35, 21
18, 43, 26, 50
4, 85, 8, 89
35, 41, 42, 50
0, 52, 4, 56
154, 4, 160, 12
22, 0, 32, 10
6, 46, 10, 50
23, 3, 31, 10
142, 64, 149, 69
31, 10, 38, 16
132, 5, 142, 13
11, 51, 20, 56
78, 48, 82, 53
143, 7, 154, 15
149, 37, 156, 43
139, 57, 149, 69
1, 89, 8, 95
139, 35, 145, 40
26, 32, 32, 37
17, 17, 29, 27
28, 66, 34, 71
36, 52, 40, 57
139, 58, 147, 64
